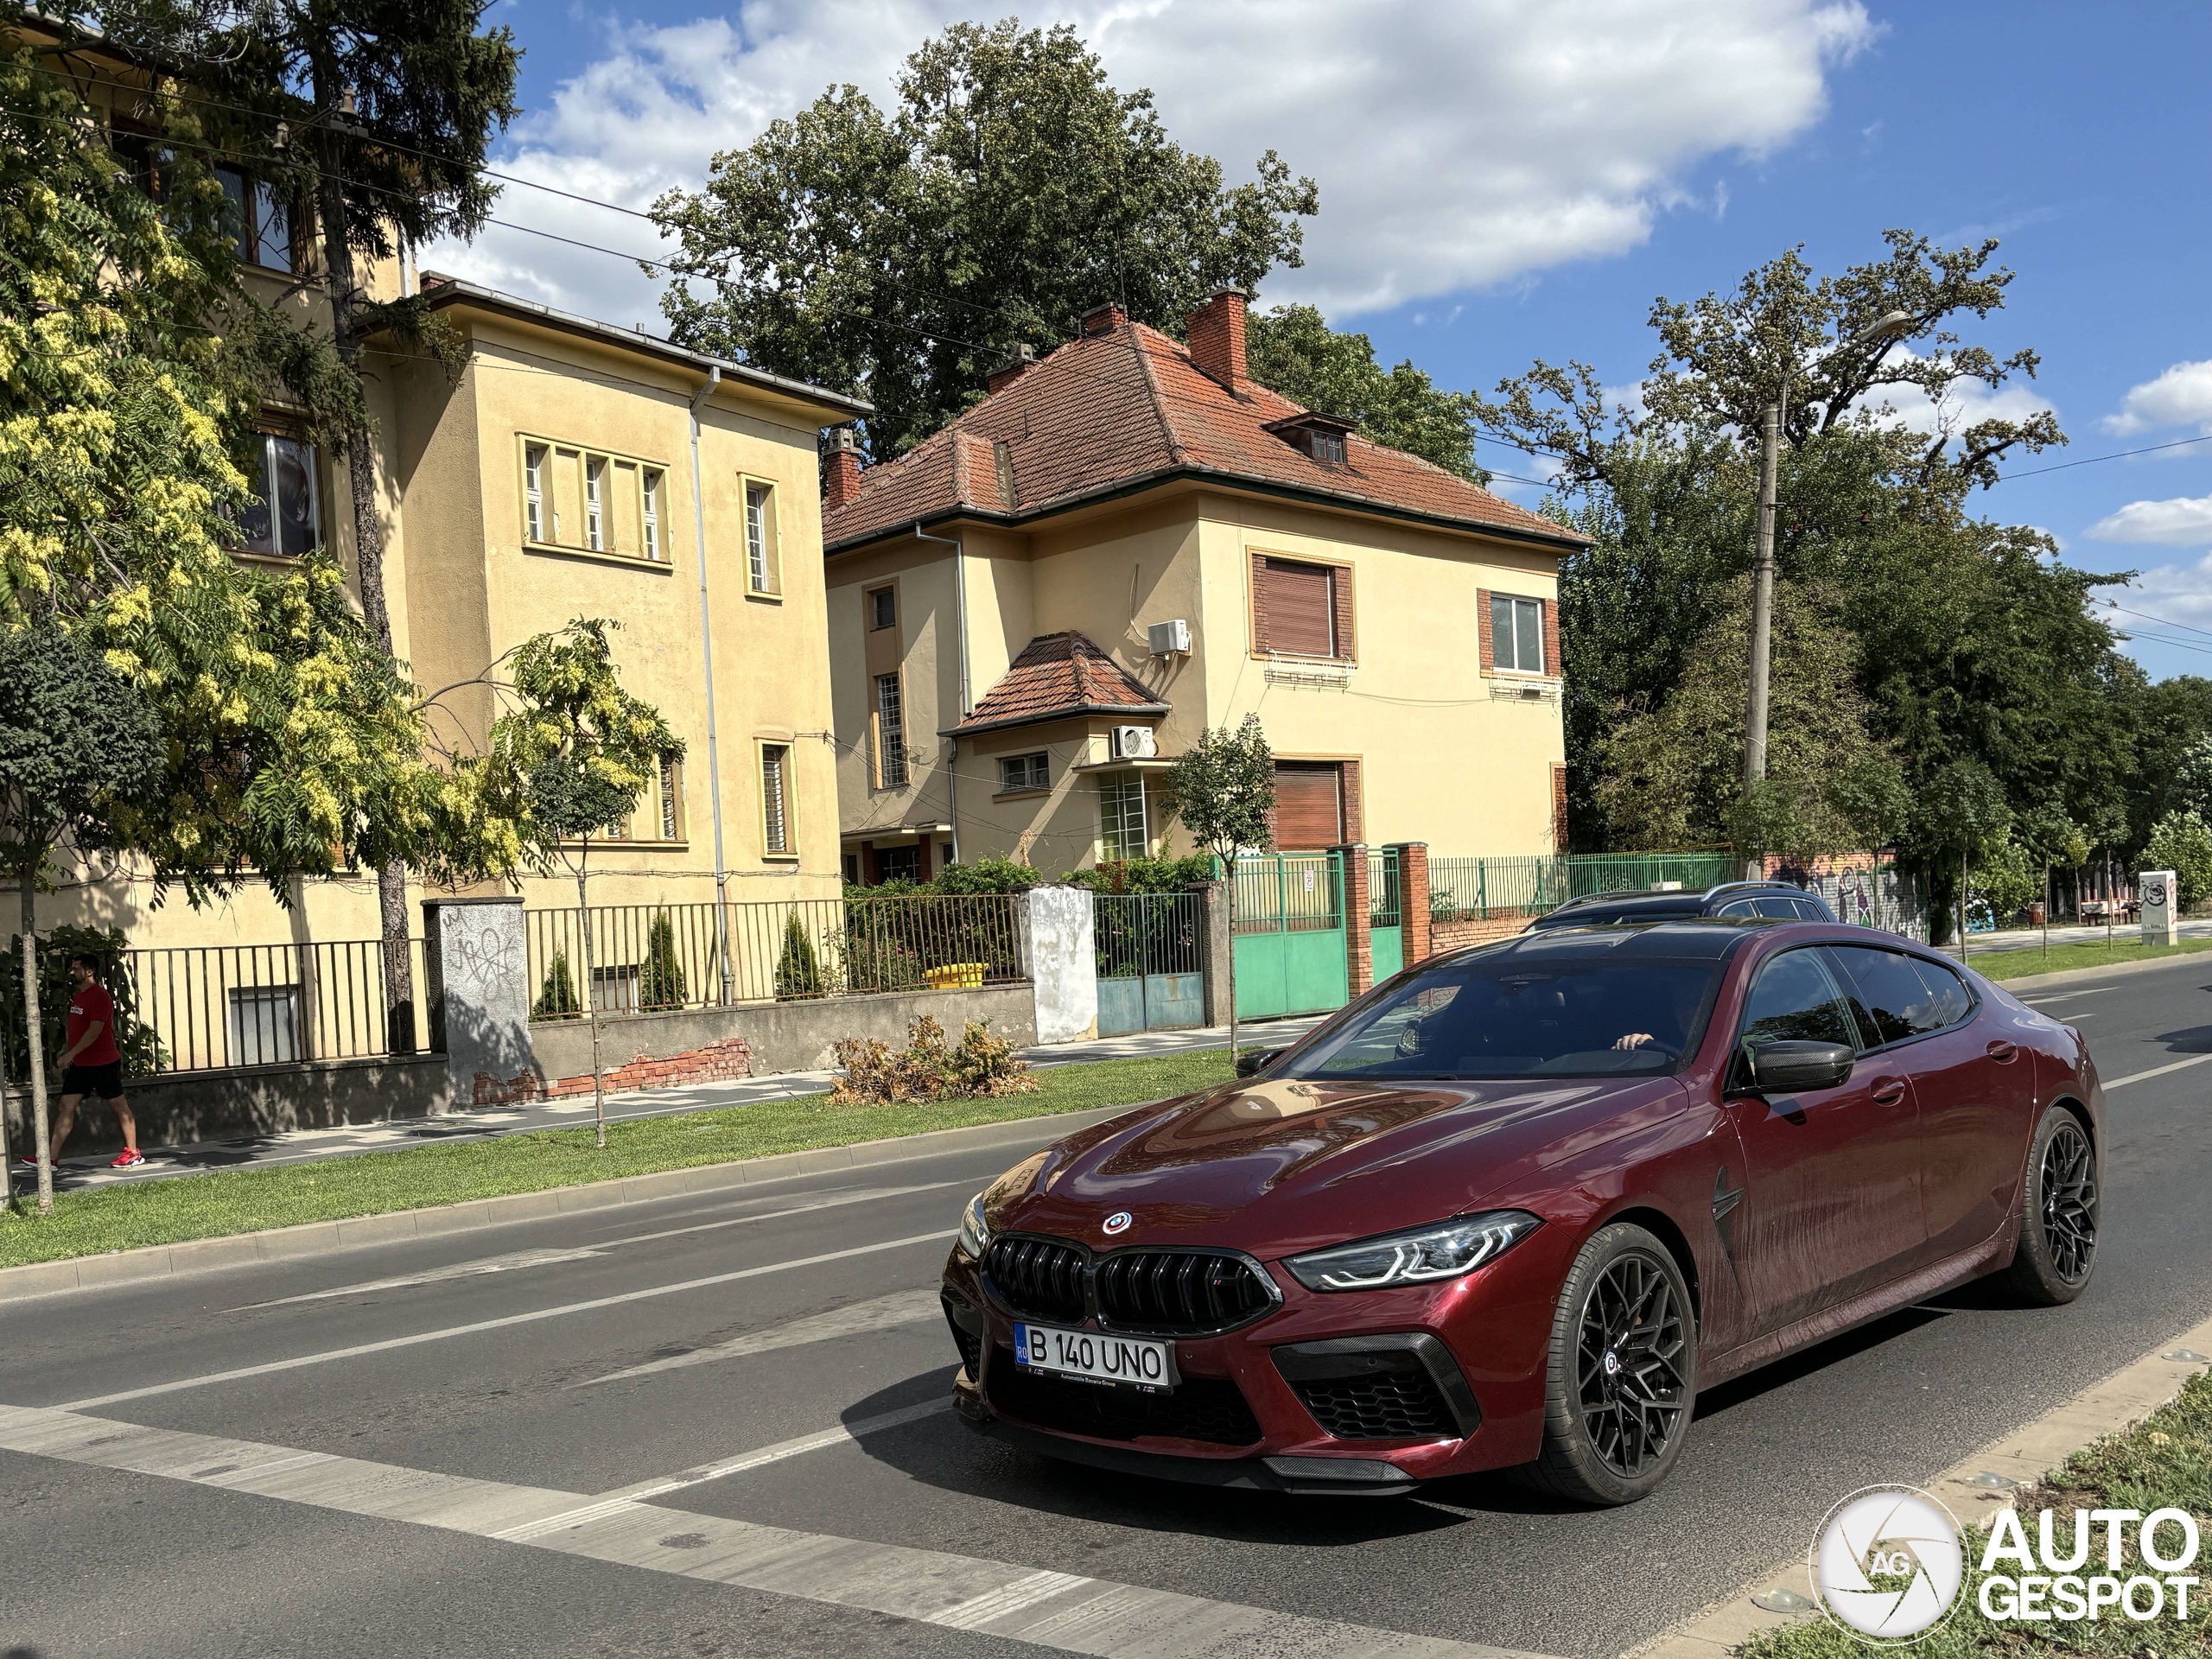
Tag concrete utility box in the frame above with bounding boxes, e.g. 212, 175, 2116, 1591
423, 897, 537, 1101
2140, 868, 2179, 947
1019, 886, 1099, 1045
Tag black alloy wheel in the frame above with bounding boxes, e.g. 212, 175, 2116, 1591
2001, 1103, 2099, 1306
1576, 1251, 1690, 1478
1523, 1222, 1699, 1506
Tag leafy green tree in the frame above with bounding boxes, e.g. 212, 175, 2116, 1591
652, 20, 1317, 457
1244, 305, 1483, 481
639, 910, 688, 1011
1913, 760, 2013, 945
0, 630, 163, 1211
773, 912, 825, 1001
532, 950, 582, 1020
1160, 715, 1274, 1060
1969, 836, 2040, 925
2144, 812, 2212, 910
455, 620, 680, 1146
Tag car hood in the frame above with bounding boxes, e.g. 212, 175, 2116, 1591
993, 1072, 1690, 1260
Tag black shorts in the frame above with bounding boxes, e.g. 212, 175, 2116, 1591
60, 1061, 124, 1100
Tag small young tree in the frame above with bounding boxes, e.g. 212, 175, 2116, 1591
1160, 715, 1275, 1064
774, 912, 824, 1000
2144, 811, 2212, 911
460, 621, 678, 1147
532, 950, 582, 1020
1911, 760, 2013, 951
639, 910, 688, 1011
0, 631, 164, 1212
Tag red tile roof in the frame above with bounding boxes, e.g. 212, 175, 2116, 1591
950, 632, 1170, 736
823, 315, 1586, 552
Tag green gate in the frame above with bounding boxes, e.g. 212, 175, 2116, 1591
1230, 853, 1350, 1020
1370, 847, 1404, 982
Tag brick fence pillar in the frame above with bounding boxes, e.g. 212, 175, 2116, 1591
1337, 843, 1372, 996
1392, 842, 1431, 965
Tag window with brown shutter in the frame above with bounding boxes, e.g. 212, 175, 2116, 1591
1255, 556, 1338, 658
1273, 762, 1344, 849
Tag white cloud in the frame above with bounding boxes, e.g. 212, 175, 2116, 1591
2087, 494, 2212, 546
423, 0, 1877, 330
2104, 359, 2212, 436
2092, 562, 2212, 668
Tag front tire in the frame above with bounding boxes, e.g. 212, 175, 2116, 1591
1523, 1223, 1697, 1506
2001, 1105, 2098, 1305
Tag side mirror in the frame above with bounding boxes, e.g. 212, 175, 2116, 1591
1236, 1047, 1282, 1077
1745, 1039, 1854, 1093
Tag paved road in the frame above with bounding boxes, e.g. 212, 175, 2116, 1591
4, 962, 2211, 1658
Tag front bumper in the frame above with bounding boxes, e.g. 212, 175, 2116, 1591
940, 1231, 1561, 1491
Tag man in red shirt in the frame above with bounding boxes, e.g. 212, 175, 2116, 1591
40, 953, 141, 1169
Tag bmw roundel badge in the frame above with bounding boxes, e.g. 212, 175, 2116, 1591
1103, 1211, 1132, 1236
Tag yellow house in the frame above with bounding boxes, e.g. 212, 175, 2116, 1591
819, 289, 1588, 882
15, 17, 866, 1024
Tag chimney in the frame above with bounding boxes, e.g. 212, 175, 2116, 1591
1186, 286, 1248, 395
822, 427, 861, 511
1079, 302, 1128, 337
986, 343, 1037, 394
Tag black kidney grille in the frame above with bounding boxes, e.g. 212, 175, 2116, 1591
1096, 1250, 1275, 1334
983, 1236, 1088, 1324
988, 1353, 1262, 1446
1293, 1370, 1458, 1441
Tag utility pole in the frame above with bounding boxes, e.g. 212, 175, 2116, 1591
1743, 398, 1783, 798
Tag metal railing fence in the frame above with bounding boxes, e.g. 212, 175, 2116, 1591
1229, 853, 1342, 935
1094, 892, 1206, 980
524, 893, 1026, 1017
1427, 852, 1739, 921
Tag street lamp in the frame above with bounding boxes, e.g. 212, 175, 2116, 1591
1741, 308, 1915, 802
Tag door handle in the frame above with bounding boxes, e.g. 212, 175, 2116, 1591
1870, 1078, 1908, 1105
1986, 1041, 2019, 1064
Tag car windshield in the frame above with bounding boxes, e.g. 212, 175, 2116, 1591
1281, 954, 1723, 1080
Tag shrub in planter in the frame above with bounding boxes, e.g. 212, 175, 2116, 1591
534, 950, 582, 1020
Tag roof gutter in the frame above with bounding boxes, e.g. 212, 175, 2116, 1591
688, 366, 734, 999
912, 521, 967, 865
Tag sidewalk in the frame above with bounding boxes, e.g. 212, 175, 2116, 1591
14, 1016, 1326, 1198
1940, 915, 2212, 957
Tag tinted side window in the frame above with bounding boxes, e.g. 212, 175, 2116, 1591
1738, 949, 1859, 1052
1907, 957, 1974, 1028
1751, 896, 1803, 918
1716, 899, 1759, 918
1827, 944, 1950, 1046
1791, 897, 1829, 920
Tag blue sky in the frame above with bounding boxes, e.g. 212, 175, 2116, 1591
444, 1, 2212, 680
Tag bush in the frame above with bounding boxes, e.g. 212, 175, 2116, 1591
2144, 810, 2212, 908
0, 925, 165, 1079
639, 910, 688, 1011
1968, 835, 2041, 925
829, 1015, 1038, 1105
1065, 854, 1215, 893
773, 912, 825, 1000
533, 950, 582, 1020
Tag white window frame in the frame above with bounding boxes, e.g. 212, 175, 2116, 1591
999, 753, 1049, 792
745, 480, 777, 593
642, 468, 661, 560
874, 673, 908, 789
585, 455, 607, 550
240, 432, 322, 557
760, 742, 794, 856
1491, 594, 1546, 676
1098, 771, 1148, 861
524, 444, 547, 543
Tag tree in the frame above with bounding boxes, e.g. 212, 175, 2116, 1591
457, 620, 678, 1147
1159, 715, 1274, 1063
773, 912, 824, 1001
2144, 812, 2212, 911
1244, 305, 1483, 481
0, 631, 163, 1212
1911, 760, 2012, 947
652, 20, 1317, 457
532, 950, 582, 1020
639, 910, 687, 1011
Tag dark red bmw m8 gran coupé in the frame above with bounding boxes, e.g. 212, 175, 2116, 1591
940, 918, 2101, 1504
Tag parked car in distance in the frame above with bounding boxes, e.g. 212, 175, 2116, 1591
1522, 879, 1836, 931
941, 917, 2100, 1505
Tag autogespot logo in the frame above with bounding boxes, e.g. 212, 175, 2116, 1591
1812, 1486, 1967, 1643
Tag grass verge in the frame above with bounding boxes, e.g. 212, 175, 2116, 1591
0, 1045, 1240, 1271
1738, 1370, 2212, 1658
1965, 937, 2212, 982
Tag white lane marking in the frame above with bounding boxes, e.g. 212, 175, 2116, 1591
0, 1403, 1546, 1659
2023, 988, 2115, 1004
576, 1287, 944, 1387
598, 1401, 952, 1503
236, 1182, 963, 1310
2106, 1052, 2212, 1090
55, 1231, 956, 1411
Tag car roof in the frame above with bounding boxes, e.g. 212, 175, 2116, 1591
1474, 917, 1765, 963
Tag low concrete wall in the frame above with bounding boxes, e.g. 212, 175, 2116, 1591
3, 1053, 454, 1156
528, 982, 1039, 1084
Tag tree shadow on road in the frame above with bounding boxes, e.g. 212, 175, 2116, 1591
2152, 1022, 2212, 1054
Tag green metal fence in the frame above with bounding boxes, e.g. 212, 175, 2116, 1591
1426, 852, 1738, 922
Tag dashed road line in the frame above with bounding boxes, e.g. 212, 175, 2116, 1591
578, 1287, 944, 1387
2105, 1052, 2212, 1090
0, 1403, 1549, 1659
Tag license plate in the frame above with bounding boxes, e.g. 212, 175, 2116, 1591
1013, 1321, 1179, 1391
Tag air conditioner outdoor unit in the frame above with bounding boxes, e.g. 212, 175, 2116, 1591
1113, 726, 1159, 760
1147, 619, 1192, 656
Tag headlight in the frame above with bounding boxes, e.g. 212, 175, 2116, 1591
1284, 1211, 1541, 1292
957, 1192, 992, 1258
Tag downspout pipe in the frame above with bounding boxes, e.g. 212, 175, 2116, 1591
690, 368, 734, 1002
913, 521, 966, 866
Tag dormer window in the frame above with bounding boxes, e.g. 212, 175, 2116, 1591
1264, 412, 1355, 466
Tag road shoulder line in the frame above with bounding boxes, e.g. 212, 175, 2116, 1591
0, 1103, 1137, 1306
1624, 1306, 2212, 1659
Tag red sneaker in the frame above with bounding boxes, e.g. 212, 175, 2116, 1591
15, 1152, 39, 1166
109, 1147, 145, 1168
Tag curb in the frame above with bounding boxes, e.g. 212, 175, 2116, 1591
0, 1102, 1140, 1306
1628, 1307, 2212, 1659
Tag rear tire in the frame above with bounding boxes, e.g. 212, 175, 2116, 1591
1522, 1222, 1697, 1506
2001, 1105, 2098, 1306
